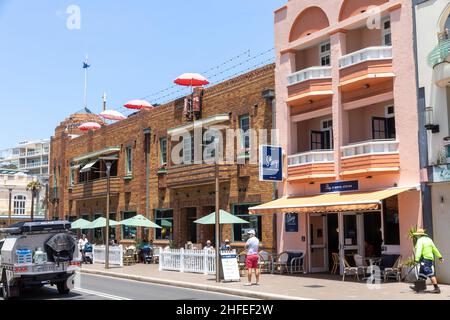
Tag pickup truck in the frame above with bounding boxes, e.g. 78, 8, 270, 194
0, 220, 81, 300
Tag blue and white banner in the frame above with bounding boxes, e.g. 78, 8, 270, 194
259, 145, 283, 182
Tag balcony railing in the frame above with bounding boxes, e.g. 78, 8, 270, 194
341, 140, 399, 158
26, 162, 42, 169
339, 46, 393, 69
288, 150, 334, 167
287, 66, 332, 86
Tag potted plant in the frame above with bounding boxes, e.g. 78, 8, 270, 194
401, 226, 421, 282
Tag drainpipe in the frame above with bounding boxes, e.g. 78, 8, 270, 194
144, 128, 151, 240
412, 0, 434, 236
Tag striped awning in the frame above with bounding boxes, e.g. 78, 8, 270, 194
249, 187, 417, 214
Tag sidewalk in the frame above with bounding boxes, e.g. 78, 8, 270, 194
80, 263, 450, 300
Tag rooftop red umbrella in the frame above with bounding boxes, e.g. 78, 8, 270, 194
124, 99, 154, 110
99, 110, 127, 121
79, 122, 101, 131
174, 73, 209, 87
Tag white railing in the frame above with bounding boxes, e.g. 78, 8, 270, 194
341, 139, 399, 158
288, 150, 334, 167
92, 245, 124, 267
159, 248, 235, 274
287, 66, 332, 86
26, 162, 42, 169
339, 46, 392, 69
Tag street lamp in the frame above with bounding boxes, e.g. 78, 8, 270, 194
99, 156, 117, 270
214, 138, 220, 283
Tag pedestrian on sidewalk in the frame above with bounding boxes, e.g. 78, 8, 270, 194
220, 239, 232, 251
244, 230, 260, 286
411, 228, 444, 294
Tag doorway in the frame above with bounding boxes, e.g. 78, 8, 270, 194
309, 214, 328, 272
186, 208, 197, 243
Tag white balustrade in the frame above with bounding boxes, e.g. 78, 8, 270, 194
92, 245, 124, 267
287, 66, 332, 86
341, 140, 399, 158
288, 150, 334, 167
339, 46, 392, 69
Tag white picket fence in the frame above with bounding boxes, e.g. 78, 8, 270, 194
92, 245, 124, 267
159, 248, 235, 274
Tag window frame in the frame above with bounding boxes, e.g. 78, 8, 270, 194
121, 211, 137, 240
231, 203, 262, 243
381, 17, 392, 46
239, 114, 250, 150
154, 209, 174, 240
159, 138, 168, 165
13, 195, 26, 215
319, 40, 331, 66
125, 146, 133, 175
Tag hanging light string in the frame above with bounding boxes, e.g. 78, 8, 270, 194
110, 47, 274, 116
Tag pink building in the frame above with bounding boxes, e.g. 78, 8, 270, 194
251, 0, 422, 274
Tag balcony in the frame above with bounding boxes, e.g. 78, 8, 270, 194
70, 177, 121, 199
166, 164, 234, 188
287, 150, 335, 182
339, 46, 394, 91
341, 140, 400, 177
286, 66, 333, 107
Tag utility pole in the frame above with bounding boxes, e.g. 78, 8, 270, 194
8, 188, 13, 226
102, 92, 107, 112
214, 138, 220, 283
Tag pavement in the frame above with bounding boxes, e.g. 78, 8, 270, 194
81, 263, 450, 300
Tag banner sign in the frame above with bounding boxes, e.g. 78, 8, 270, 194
285, 212, 299, 233
220, 253, 240, 282
320, 180, 359, 193
259, 145, 283, 182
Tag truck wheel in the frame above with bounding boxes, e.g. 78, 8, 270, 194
57, 282, 70, 295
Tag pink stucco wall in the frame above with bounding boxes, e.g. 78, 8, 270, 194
274, 0, 422, 259
295, 46, 320, 72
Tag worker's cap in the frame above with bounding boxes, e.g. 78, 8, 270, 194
412, 228, 427, 236
224, 239, 230, 243
247, 230, 256, 235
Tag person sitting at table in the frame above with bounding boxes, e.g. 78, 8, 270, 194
204, 240, 214, 252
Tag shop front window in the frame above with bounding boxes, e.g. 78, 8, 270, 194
232, 204, 261, 242
122, 212, 137, 240
155, 209, 173, 240
383, 196, 400, 245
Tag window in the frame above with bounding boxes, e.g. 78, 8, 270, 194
13, 195, 26, 215
383, 196, 400, 245
155, 209, 174, 240
319, 41, 331, 66
239, 115, 250, 150
160, 138, 167, 165
310, 119, 333, 150
125, 147, 133, 175
69, 163, 75, 186
382, 17, 392, 46
372, 115, 396, 140
182, 134, 193, 164
232, 204, 262, 242
122, 212, 137, 240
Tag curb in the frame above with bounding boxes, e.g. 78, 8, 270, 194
80, 269, 312, 300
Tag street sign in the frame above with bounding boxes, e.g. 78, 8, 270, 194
259, 145, 283, 182
320, 180, 359, 193
220, 252, 240, 282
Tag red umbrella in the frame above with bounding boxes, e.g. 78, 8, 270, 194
99, 110, 127, 121
124, 99, 154, 110
79, 122, 101, 131
174, 73, 209, 87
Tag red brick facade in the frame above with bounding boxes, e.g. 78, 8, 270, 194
49, 64, 276, 252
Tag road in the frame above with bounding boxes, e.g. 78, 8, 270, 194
1, 273, 247, 300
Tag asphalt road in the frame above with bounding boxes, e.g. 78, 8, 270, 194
1, 273, 247, 300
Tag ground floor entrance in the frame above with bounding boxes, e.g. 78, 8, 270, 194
308, 211, 384, 274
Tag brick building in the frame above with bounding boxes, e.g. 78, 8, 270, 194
49, 64, 277, 252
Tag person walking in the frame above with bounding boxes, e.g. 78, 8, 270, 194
78, 234, 89, 263
244, 230, 260, 286
411, 228, 444, 294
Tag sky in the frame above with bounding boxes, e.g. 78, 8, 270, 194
0, 0, 285, 150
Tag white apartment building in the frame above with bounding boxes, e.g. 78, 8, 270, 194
415, 0, 450, 284
0, 168, 45, 227
0, 139, 50, 177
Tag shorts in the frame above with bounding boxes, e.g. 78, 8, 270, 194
418, 259, 435, 279
246, 254, 259, 269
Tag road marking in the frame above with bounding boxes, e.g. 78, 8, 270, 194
73, 288, 131, 300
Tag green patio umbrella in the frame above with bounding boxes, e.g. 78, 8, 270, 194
194, 210, 250, 225
85, 217, 119, 229
71, 218, 91, 230
119, 214, 161, 229
160, 219, 172, 228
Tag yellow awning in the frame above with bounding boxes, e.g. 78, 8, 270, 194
249, 187, 417, 214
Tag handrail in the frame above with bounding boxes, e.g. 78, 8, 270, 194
288, 150, 334, 167
287, 66, 332, 86
339, 46, 393, 69
341, 139, 399, 158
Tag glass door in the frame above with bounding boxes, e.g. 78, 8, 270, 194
339, 213, 364, 273
309, 214, 328, 273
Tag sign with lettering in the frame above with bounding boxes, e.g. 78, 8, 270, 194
285, 212, 299, 232
259, 145, 283, 182
320, 180, 359, 193
220, 252, 240, 282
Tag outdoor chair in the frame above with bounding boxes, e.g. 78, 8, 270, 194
258, 251, 273, 273
152, 247, 161, 264
273, 252, 289, 274
342, 256, 364, 281
331, 253, 340, 275
123, 248, 136, 266
289, 252, 305, 274
383, 255, 403, 282
237, 251, 247, 276
354, 254, 368, 276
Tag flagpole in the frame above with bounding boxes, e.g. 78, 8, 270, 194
84, 55, 89, 109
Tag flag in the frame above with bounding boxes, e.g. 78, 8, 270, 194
83, 57, 90, 69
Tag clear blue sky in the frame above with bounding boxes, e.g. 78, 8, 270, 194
0, 0, 284, 149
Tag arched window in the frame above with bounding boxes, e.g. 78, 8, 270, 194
14, 195, 26, 215
445, 14, 450, 32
